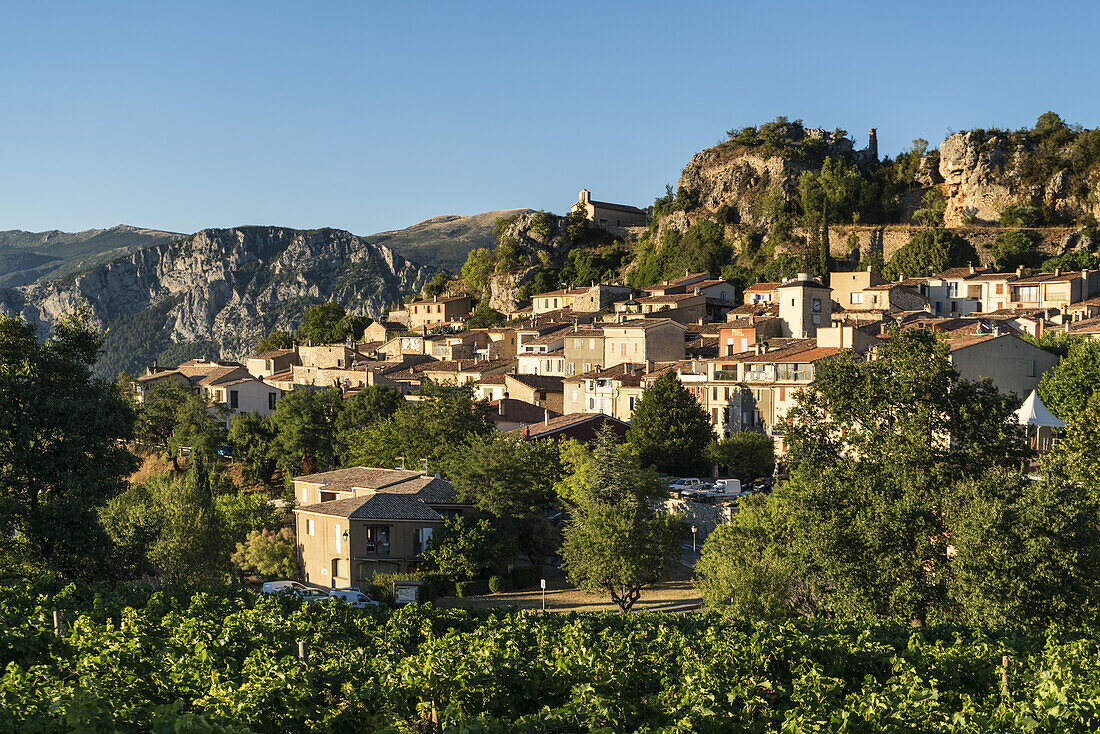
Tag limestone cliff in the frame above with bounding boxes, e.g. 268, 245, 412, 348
0, 226, 434, 377
938, 129, 1100, 227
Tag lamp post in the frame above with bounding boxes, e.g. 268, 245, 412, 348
691, 525, 698, 554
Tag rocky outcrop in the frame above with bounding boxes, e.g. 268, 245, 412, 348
938, 131, 1100, 227
0, 227, 434, 369
938, 132, 1017, 226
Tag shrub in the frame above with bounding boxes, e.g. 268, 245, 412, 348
510, 565, 542, 590
455, 579, 491, 597
488, 575, 504, 594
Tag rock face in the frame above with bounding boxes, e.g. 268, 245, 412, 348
0, 227, 434, 375
938, 132, 1017, 227
938, 131, 1100, 227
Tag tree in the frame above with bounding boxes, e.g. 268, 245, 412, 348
343, 382, 492, 470
443, 434, 562, 565
912, 189, 947, 227
884, 229, 978, 280
627, 370, 714, 476
255, 331, 293, 353
694, 494, 819, 618
776, 327, 1030, 625
1038, 338, 1100, 423
466, 303, 507, 329
707, 432, 775, 481
232, 528, 298, 579
0, 310, 138, 580
269, 386, 343, 476
147, 457, 227, 582
460, 247, 495, 294
991, 230, 1040, 269
560, 425, 685, 612
420, 516, 504, 581
334, 385, 404, 462
422, 272, 450, 299
1045, 390, 1100, 509
295, 302, 367, 344
168, 390, 228, 466
948, 469, 1100, 627
136, 381, 190, 447
228, 412, 278, 487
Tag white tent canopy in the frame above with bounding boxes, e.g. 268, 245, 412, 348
1015, 390, 1066, 428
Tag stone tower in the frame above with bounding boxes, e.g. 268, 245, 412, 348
867, 128, 878, 161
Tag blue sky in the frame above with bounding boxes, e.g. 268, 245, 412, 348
1, 1, 1096, 236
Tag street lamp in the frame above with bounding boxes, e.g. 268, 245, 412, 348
691, 525, 698, 554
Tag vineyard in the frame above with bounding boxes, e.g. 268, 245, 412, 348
2, 582, 1100, 733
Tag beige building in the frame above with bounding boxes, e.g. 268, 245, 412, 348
602, 319, 687, 368
246, 348, 301, 379
572, 189, 648, 229
293, 467, 472, 588
945, 329, 1061, 401
743, 282, 781, 305
136, 359, 284, 420
404, 295, 473, 329
830, 268, 886, 310
616, 293, 705, 324
564, 327, 606, 375
298, 344, 360, 370
563, 363, 648, 420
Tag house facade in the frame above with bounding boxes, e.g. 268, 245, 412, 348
293, 467, 472, 588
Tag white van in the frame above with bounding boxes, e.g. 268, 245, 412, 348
260, 580, 308, 595
329, 588, 380, 608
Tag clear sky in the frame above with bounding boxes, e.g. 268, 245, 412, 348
2, 0, 1097, 236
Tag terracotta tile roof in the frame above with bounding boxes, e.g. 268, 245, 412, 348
295, 467, 423, 491
509, 412, 630, 439
507, 374, 565, 391
478, 373, 508, 385
743, 282, 780, 292
666, 272, 713, 286
522, 329, 571, 346
934, 267, 992, 279
635, 293, 703, 303
601, 318, 687, 330
407, 295, 471, 307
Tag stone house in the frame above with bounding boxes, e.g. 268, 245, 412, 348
616, 293, 706, 324
510, 412, 631, 442
245, 348, 301, 379
293, 467, 472, 588
572, 189, 648, 229
563, 327, 607, 376
504, 374, 565, 414
777, 274, 833, 338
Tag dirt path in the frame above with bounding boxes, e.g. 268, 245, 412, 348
437, 565, 701, 613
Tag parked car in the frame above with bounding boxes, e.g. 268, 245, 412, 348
669, 478, 705, 496
712, 479, 742, 495
260, 580, 308, 595
294, 589, 330, 603
329, 588, 380, 608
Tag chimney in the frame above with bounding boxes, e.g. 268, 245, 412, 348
969, 265, 976, 274
1054, 267, 1062, 277
697, 317, 704, 326
879, 322, 889, 337
544, 408, 550, 425
645, 359, 653, 373
1016, 266, 1024, 278
694, 286, 700, 295
796, 272, 809, 281
498, 400, 504, 416
434, 295, 438, 302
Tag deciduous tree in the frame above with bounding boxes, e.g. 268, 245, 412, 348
560, 426, 684, 612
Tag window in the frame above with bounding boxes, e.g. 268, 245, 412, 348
364, 526, 391, 555
574, 339, 582, 349
628, 396, 636, 411
996, 283, 1004, 294
588, 397, 595, 409
268, 392, 277, 410
307, 518, 315, 536
335, 524, 342, 553
850, 292, 864, 304
633, 343, 639, 353
320, 491, 336, 502
589, 338, 596, 349
229, 390, 239, 409
951, 301, 957, 313
935, 301, 942, 312
1028, 359, 1037, 377
947, 282, 959, 297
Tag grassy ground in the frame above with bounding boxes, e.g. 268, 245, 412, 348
437, 563, 701, 613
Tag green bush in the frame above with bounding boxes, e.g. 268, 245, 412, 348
455, 578, 491, 597
510, 565, 542, 590
488, 575, 504, 594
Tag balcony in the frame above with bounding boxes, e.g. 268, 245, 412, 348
713, 370, 738, 381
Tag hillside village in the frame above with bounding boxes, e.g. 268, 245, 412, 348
122, 174, 1100, 594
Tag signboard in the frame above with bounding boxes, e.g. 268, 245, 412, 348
393, 580, 424, 605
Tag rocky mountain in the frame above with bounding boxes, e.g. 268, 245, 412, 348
0, 224, 180, 288
0, 227, 435, 379
367, 209, 532, 272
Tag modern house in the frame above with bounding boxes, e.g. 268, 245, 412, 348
293, 467, 472, 588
